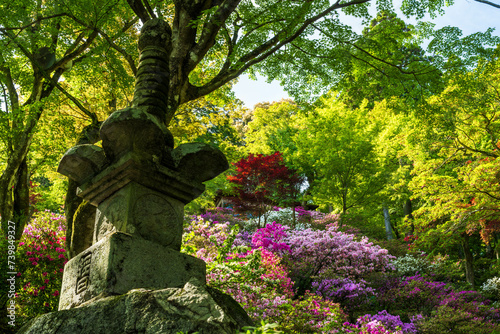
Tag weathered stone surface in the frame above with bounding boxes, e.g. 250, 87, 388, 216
69, 200, 96, 258
92, 182, 184, 249
19, 278, 253, 334
59, 232, 206, 310
137, 19, 171, 52
57, 144, 106, 184
173, 143, 229, 183
100, 107, 174, 163
77, 159, 205, 207
133, 18, 172, 123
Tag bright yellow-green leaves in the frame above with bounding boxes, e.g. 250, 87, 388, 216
404, 54, 500, 250
244, 100, 301, 156
296, 96, 392, 214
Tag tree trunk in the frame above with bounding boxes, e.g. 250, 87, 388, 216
342, 194, 347, 216
258, 206, 261, 227
340, 193, 347, 227
403, 199, 413, 218
264, 204, 267, 226
461, 234, 475, 288
13, 159, 30, 240
383, 207, 393, 240
0, 141, 32, 334
0, 131, 33, 239
403, 198, 414, 233
390, 220, 400, 239
495, 233, 500, 261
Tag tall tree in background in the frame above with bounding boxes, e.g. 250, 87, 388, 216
406, 55, 500, 287
244, 100, 300, 157
0, 0, 138, 239
295, 96, 392, 220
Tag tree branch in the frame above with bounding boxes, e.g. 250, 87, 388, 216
312, 23, 437, 77
0, 13, 67, 32
455, 136, 498, 158
187, 0, 242, 73
49, 29, 99, 74
142, 0, 157, 19
471, 186, 500, 201
0, 67, 20, 113
194, 0, 370, 100
474, 0, 500, 9
63, 16, 140, 75
3, 29, 99, 123
126, 0, 152, 23
96, 24, 139, 75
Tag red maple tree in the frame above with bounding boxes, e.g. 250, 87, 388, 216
227, 152, 303, 224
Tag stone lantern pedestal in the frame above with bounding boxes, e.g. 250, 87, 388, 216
18, 107, 253, 333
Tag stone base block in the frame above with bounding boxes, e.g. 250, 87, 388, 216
20, 278, 254, 334
59, 232, 206, 310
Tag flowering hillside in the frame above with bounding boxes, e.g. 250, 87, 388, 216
8, 206, 500, 333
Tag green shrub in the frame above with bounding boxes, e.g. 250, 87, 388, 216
416, 305, 499, 334
276, 292, 347, 334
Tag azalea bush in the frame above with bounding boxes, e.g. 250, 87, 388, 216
276, 292, 347, 334
183, 217, 294, 321
313, 278, 376, 315
16, 210, 67, 323
251, 221, 290, 253
286, 225, 395, 279
391, 253, 438, 277
375, 274, 500, 328
375, 274, 454, 318
282, 225, 395, 296
438, 290, 500, 323
343, 311, 421, 334
182, 216, 232, 262
482, 276, 500, 300
207, 248, 294, 321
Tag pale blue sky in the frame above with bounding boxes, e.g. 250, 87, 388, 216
233, 0, 500, 109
